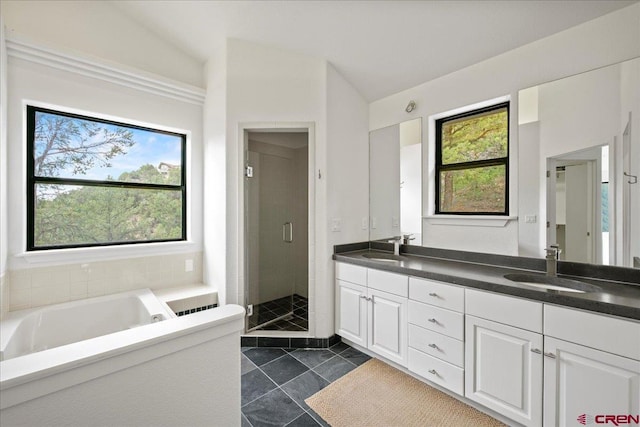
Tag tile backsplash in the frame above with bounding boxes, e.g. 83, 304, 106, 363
7, 251, 203, 312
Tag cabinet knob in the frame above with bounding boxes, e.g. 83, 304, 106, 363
428, 318, 438, 323
530, 348, 542, 354
428, 292, 438, 297
428, 343, 439, 350
544, 352, 557, 359
428, 369, 437, 375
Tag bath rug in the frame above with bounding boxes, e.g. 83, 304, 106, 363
305, 358, 505, 427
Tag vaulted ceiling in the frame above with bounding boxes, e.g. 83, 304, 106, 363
112, 1, 636, 101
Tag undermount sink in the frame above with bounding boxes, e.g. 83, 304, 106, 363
362, 252, 403, 262
503, 273, 602, 293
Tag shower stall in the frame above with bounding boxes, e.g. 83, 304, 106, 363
245, 131, 309, 333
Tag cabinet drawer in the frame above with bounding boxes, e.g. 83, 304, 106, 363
335, 262, 367, 285
409, 277, 464, 312
408, 300, 464, 340
465, 289, 542, 333
368, 269, 408, 297
409, 347, 464, 395
408, 324, 464, 368
544, 305, 640, 360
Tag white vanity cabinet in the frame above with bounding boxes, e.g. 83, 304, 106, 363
465, 289, 543, 427
335, 263, 408, 366
407, 277, 465, 395
543, 305, 640, 427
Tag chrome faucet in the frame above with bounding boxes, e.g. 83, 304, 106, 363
545, 244, 561, 276
402, 234, 415, 245
388, 236, 402, 256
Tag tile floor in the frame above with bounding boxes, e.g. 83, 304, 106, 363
241, 342, 371, 426
248, 294, 308, 332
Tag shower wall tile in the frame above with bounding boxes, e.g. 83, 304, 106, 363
7, 251, 204, 311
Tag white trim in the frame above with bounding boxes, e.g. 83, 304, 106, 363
424, 215, 517, 227
6, 37, 206, 105
11, 241, 201, 269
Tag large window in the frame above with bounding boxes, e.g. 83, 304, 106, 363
27, 106, 186, 250
435, 102, 509, 215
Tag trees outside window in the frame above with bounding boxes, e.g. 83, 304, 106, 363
435, 103, 509, 215
27, 106, 186, 250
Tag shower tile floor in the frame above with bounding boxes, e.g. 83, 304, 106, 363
241, 342, 371, 426
248, 294, 308, 332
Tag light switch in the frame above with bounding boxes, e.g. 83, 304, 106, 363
525, 215, 537, 224
392, 216, 400, 227
185, 259, 194, 272
361, 217, 368, 230
371, 217, 377, 229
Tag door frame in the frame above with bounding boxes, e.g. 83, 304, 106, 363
238, 122, 316, 336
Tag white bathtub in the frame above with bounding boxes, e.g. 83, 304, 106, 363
0, 289, 245, 427
0, 288, 176, 361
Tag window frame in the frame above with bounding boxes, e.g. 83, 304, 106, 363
434, 102, 510, 216
26, 105, 187, 251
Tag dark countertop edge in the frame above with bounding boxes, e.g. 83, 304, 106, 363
334, 242, 640, 284
332, 251, 640, 321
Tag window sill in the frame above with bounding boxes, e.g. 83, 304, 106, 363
424, 215, 518, 227
14, 241, 200, 267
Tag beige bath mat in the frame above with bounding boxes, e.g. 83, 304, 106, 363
305, 358, 505, 427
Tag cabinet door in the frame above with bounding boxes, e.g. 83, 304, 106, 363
336, 280, 367, 347
368, 288, 407, 367
543, 336, 640, 427
465, 315, 543, 427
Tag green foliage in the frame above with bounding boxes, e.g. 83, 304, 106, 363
34, 166, 182, 247
439, 107, 508, 212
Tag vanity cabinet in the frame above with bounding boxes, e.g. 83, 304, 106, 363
408, 277, 465, 395
543, 305, 640, 427
465, 289, 543, 427
335, 263, 408, 366
335, 259, 640, 427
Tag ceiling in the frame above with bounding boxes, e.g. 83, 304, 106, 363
112, 0, 637, 102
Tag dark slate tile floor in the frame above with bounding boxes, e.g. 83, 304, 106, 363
241, 342, 371, 427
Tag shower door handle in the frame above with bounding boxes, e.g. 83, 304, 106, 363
283, 222, 293, 243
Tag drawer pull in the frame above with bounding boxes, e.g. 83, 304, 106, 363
544, 352, 556, 359
428, 318, 438, 324
530, 348, 542, 354
428, 292, 438, 297
428, 343, 439, 350
428, 369, 438, 375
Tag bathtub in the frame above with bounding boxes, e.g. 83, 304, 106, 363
0, 289, 245, 427
0, 288, 175, 361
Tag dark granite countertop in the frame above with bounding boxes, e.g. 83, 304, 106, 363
333, 244, 640, 321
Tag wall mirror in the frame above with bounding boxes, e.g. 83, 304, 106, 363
369, 118, 422, 245
519, 57, 639, 267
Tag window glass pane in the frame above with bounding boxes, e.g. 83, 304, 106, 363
34, 184, 182, 248
33, 111, 182, 185
439, 165, 506, 213
441, 107, 508, 165
601, 182, 609, 232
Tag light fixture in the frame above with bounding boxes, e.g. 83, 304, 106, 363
405, 100, 416, 113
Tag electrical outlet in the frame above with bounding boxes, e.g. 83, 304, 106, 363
361, 217, 368, 230
185, 259, 194, 272
392, 216, 400, 227
331, 218, 341, 232
371, 217, 377, 229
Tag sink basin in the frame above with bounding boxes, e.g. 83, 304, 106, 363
362, 252, 403, 262
503, 273, 602, 293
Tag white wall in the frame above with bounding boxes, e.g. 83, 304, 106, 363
326, 64, 369, 336
203, 44, 227, 306
0, 0, 203, 88
1, 15, 9, 318
369, 3, 640, 257
211, 39, 329, 334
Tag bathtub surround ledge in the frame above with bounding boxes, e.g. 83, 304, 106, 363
0, 304, 245, 426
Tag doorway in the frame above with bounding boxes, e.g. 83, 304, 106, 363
244, 130, 309, 332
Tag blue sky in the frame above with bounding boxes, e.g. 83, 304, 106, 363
36, 112, 183, 181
